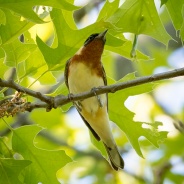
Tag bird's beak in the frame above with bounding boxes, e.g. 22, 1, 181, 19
97, 29, 108, 41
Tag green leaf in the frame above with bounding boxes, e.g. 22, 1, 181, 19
0, 137, 12, 158
135, 46, 171, 76
97, 0, 120, 21
0, 158, 31, 184
108, 0, 172, 45
90, 134, 107, 159
161, 0, 168, 6
181, 22, 184, 41
0, 9, 35, 45
9, 45, 55, 85
12, 125, 72, 184
17, 48, 46, 78
163, 134, 184, 158
2, 39, 36, 67
0, 0, 78, 24
108, 73, 168, 157
62, 9, 77, 29
0, 47, 4, 58
165, 0, 184, 30
0, 9, 6, 25
18, 50, 56, 85
106, 39, 150, 61
180, 6, 184, 41
0, 59, 8, 79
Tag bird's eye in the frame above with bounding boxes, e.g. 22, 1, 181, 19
89, 35, 94, 40
84, 33, 99, 46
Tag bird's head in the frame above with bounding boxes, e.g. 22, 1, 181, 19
76, 30, 108, 60
84, 29, 107, 46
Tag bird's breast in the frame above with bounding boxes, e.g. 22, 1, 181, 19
68, 62, 106, 114
68, 62, 104, 93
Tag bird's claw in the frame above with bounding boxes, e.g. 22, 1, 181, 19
91, 87, 103, 107
68, 93, 74, 101
68, 93, 82, 111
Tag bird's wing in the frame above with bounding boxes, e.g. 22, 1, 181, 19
77, 110, 101, 141
102, 64, 107, 86
64, 58, 101, 141
64, 58, 71, 88
102, 63, 108, 111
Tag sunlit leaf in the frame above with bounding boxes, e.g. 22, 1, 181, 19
108, 0, 172, 45
135, 46, 171, 75
12, 125, 72, 184
106, 40, 150, 61
160, 0, 168, 6
0, 158, 31, 184
0, 9, 6, 25
0, 137, 12, 158
0, 59, 8, 79
97, 0, 120, 21
0, 0, 78, 24
90, 134, 107, 159
165, 0, 184, 30
0, 9, 35, 45
20, 49, 56, 85
2, 39, 36, 67
181, 22, 184, 41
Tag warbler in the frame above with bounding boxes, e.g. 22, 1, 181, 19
64, 30, 124, 170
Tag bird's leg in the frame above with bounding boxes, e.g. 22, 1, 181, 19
91, 87, 103, 107
68, 93, 82, 111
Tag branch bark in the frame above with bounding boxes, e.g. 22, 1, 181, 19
0, 67, 184, 113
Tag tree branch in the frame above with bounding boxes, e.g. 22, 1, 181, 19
0, 78, 53, 104
54, 67, 184, 107
0, 67, 184, 114
153, 162, 172, 184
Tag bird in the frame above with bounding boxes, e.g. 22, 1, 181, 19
64, 30, 124, 170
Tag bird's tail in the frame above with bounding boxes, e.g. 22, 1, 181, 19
103, 142, 124, 170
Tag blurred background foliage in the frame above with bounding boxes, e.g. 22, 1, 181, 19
0, 0, 184, 183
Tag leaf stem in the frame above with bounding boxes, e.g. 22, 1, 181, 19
1, 118, 13, 131
27, 70, 49, 89
130, 34, 138, 59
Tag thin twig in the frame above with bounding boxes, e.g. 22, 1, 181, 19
153, 162, 172, 184
0, 78, 53, 104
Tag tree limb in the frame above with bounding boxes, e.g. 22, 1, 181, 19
153, 162, 172, 184
0, 67, 184, 113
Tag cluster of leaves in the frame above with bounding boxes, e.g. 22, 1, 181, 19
0, 125, 71, 184
0, 0, 184, 183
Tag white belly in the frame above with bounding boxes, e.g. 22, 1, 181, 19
68, 62, 106, 114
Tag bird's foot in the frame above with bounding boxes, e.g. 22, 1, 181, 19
68, 93, 82, 111
91, 87, 103, 107
68, 93, 74, 102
